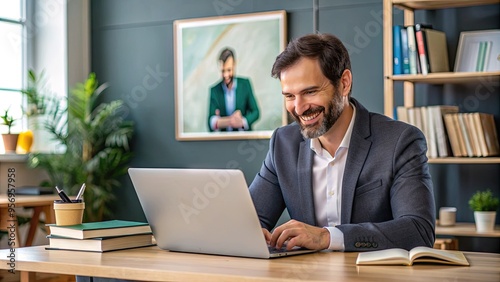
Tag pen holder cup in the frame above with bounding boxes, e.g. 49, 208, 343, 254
53, 200, 85, 226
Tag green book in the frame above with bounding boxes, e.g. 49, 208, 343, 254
47, 220, 152, 239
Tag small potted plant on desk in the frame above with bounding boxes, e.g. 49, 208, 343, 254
1, 109, 19, 153
469, 189, 499, 232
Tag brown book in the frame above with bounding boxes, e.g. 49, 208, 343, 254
451, 114, 467, 157
464, 113, 481, 156
457, 113, 473, 157
443, 114, 462, 157
430, 105, 459, 157
473, 113, 489, 156
479, 113, 500, 156
423, 29, 450, 73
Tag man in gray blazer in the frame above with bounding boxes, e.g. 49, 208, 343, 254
249, 33, 435, 252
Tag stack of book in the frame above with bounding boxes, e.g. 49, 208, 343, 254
46, 220, 154, 252
443, 112, 499, 157
393, 24, 449, 75
396, 106, 499, 158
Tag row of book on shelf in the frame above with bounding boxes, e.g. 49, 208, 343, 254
393, 24, 449, 75
46, 220, 154, 252
396, 105, 499, 158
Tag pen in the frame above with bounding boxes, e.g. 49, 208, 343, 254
55, 186, 72, 203
75, 183, 86, 201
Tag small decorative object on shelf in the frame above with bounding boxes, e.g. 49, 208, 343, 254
1, 109, 19, 153
469, 189, 499, 232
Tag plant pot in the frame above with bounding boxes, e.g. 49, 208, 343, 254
474, 211, 497, 232
2, 134, 19, 153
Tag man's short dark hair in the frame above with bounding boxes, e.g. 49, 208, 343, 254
219, 48, 235, 64
271, 33, 352, 93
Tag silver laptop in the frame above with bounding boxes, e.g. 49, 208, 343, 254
128, 168, 315, 258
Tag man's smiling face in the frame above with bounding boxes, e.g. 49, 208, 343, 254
280, 57, 344, 139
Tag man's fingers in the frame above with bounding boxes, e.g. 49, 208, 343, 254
262, 228, 272, 243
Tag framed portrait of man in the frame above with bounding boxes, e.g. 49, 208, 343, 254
174, 10, 287, 141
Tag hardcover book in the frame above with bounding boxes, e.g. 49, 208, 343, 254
423, 28, 450, 73
47, 220, 152, 239
356, 246, 469, 266
47, 233, 155, 252
393, 25, 403, 75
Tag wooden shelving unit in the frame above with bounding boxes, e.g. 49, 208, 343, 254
383, 0, 500, 164
436, 222, 500, 237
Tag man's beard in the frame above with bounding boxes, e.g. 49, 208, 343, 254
291, 91, 345, 139
224, 76, 233, 87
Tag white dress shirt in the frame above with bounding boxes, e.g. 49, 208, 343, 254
310, 103, 356, 251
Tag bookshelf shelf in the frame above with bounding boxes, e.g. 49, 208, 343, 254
428, 157, 500, 164
393, 0, 500, 10
388, 71, 500, 84
435, 222, 500, 237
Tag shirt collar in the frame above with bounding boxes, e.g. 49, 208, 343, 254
310, 102, 357, 154
222, 78, 237, 92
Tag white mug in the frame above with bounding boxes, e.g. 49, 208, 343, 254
439, 207, 457, 226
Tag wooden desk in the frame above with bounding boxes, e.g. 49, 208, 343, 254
0, 246, 499, 282
436, 222, 500, 237
0, 195, 59, 247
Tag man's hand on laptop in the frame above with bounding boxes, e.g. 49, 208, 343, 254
265, 219, 330, 251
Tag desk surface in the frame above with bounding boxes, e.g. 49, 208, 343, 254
1, 246, 499, 282
0, 195, 60, 207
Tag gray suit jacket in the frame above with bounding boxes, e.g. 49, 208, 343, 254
249, 98, 435, 252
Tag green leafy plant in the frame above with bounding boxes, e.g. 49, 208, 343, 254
21, 69, 51, 116
469, 190, 500, 212
28, 73, 134, 222
1, 109, 16, 134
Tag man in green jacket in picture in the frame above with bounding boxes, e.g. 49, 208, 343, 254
208, 47, 260, 131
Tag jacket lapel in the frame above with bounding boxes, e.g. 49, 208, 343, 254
341, 98, 372, 224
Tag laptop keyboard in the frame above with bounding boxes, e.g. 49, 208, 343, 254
268, 245, 288, 253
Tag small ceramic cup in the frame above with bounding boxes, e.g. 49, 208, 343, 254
439, 207, 457, 226
53, 200, 85, 226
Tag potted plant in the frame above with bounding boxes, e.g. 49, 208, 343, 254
469, 189, 499, 232
1, 109, 19, 153
28, 72, 134, 222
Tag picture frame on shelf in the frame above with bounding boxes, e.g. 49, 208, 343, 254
454, 29, 500, 72
173, 10, 287, 141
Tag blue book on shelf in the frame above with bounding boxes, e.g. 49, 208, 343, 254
393, 25, 403, 75
400, 27, 410, 74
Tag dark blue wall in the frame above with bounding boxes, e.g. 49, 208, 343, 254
90, 0, 499, 236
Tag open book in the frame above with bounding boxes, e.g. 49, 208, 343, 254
356, 246, 469, 266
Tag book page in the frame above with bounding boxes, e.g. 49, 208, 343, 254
356, 248, 410, 265
409, 247, 469, 266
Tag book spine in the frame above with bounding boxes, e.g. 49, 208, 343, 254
406, 26, 418, 74
458, 113, 473, 157
415, 25, 429, 75
393, 25, 403, 75
401, 27, 410, 74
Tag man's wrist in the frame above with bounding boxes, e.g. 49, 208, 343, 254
324, 226, 345, 251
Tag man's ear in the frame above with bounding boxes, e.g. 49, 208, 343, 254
340, 69, 352, 97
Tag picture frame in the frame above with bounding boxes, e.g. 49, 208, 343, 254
454, 29, 500, 72
173, 10, 287, 141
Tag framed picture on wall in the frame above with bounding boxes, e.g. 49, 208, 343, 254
174, 10, 287, 141
454, 29, 500, 72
